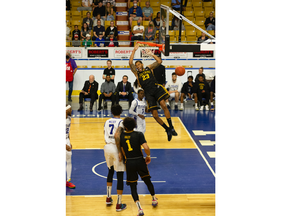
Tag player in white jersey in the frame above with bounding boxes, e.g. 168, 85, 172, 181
165, 72, 182, 110
103, 104, 127, 212
66, 105, 75, 189
128, 89, 147, 134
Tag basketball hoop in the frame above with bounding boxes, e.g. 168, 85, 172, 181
140, 48, 155, 60
136, 41, 165, 59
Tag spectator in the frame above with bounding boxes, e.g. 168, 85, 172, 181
82, 34, 93, 47
129, 0, 143, 27
132, 79, 143, 99
105, 31, 118, 47
165, 72, 182, 109
210, 76, 215, 111
66, 51, 78, 102
98, 75, 116, 110
66, 0, 71, 10
115, 75, 134, 107
93, 1, 106, 21
159, 21, 166, 42
92, 0, 101, 11
93, 13, 104, 27
144, 21, 156, 41
72, 25, 81, 40
81, 22, 90, 40
153, 12, 161, 30
106, 11, 114, 21
154, 32, 160, 43
179, 75, 195, 111
103, 0, 116, 7
195, 74, 210, 110
197, 32, 208, 44
77, 75, 99, 112
77, 0, 93, 11
153, 62, 166, 86
131, 18, 144, 46
142, 1, 153, 21
103, 60, 115, 82
171, 0, 181, 11
205, 12, 215, 31
173, 16, 185, 31
105, 2, 114, 16
105, 21, 118, 37
66, 21, 71, 41
195, 67, 206, 83
83, 12, 94, 31
92, 19, 105, 40
72, 34, 81, 47
94, 32, 106, 47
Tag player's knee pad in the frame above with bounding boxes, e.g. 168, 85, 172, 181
116, 171, 124, 190
107, 166, 114, 183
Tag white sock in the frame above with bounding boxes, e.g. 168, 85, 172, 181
66, 153, 72, 181
152, 195, 156, 200
107, 186, 112, 198
180, 103, 183, 107
136, 201, 142, 210
211, 102, 214, 105
117, 194, 122, 204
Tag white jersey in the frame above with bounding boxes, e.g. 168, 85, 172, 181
166, 79, 182, 92
66, 116, 71, 139
129, 98, 146, 134
104, 118, 124, 145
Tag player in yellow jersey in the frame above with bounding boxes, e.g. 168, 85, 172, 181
129, 43, 177, 141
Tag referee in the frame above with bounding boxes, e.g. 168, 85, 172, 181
116, 117, 158, 216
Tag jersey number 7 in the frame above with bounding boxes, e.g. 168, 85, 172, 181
109, 124, 114, 135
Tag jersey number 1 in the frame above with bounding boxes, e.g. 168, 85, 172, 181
126, 140, 133, 151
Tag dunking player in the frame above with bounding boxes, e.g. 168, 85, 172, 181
129, 43, 177, 141
128, 89, 147, 134
66, 105, 76, 189
115, 117, 158, 216
103, 104, 127, 212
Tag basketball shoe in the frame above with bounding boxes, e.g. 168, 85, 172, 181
137, 209, 144, 216
116, 203, 127, 212
152, 198, 158, 207
66, 181, 76, 189
106, 197, 113, 205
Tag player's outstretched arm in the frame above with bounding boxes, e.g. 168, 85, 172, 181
129, 43, 139, 76
147, 49, 162, 70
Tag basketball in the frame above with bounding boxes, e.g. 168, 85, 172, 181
175, 66, 185, 76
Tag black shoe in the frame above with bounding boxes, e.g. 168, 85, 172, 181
68, 99, 72, 102
171, 127, 178, 136
174, 105, 178, 110
98, 106, 103, 111
90, 105, 93, 112
104, 101, 107, 109
166, 104, 170, 109
165, 128, 172, 141
78, 104, 83, 111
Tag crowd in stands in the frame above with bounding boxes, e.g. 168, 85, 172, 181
66, 0, 215, 47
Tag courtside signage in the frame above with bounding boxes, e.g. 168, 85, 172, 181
87, 49, 109, 57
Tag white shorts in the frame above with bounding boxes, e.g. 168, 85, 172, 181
135, 119, 146, 134
104, 144, 126, 172
169, 92, 179, 100
66, 138, 72, 156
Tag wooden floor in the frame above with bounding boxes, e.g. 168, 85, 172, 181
66, 194, 215, 216
67, 116, 214, 215
70, 117, 196, 149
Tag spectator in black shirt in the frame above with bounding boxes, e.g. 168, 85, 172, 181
153, 63, 166, 86
197, 32, 208, 44
204, 12, 215, 31
83, 12, 94, 31
103, 60, 115, 82
93, 1, 106, 21
115, 75, 134, 107
105, 21, 118, 37
66, 0, 71, 10
195, 74, 210, 110
195, 67, 206, 83
77, 75, 99, 112
72, 25, 81, 40
92, 19, 105, 40
179, 75, 195, 111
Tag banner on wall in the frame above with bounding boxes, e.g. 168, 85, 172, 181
114, 49, 134, 58
193, 51, 214, 57
87, 49, 109, 57
140, 49, 161, 58
68, 49, 82, 58
168, 52, 188, 58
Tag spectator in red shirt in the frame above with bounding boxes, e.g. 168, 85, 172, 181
66, 51, 78, 102
105, 31, 118, 47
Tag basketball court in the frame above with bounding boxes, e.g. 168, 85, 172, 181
66, 3, 215, 216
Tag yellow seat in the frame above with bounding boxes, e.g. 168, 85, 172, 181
203, 2, 214, 8
194, 20, 205, 29
105, 20, 111, 28
66, 42, 71, 47
91, 65, 104, 68
150, 2, 160, 7
185, 25, 195, 31
71, 20, 82, 27
78, 65, 87, 68
71, 11, 82, 19
196, 29, 202, 37
175, 30, 186, 41
186, 30, 197, 42
194, 10, 205, 18
192, 1, 202, 10
143, 21, 150, 27
195, 16, 205, 22
184, 11, 194, 18
207, 30, 215, 38
182, 65, 193, 68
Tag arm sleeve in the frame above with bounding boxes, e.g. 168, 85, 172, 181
128, 100, 138, 116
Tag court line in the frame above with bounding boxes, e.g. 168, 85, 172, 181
92, 161, 166, 183
66, 193, 215, 197
177, 117, 216, 177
